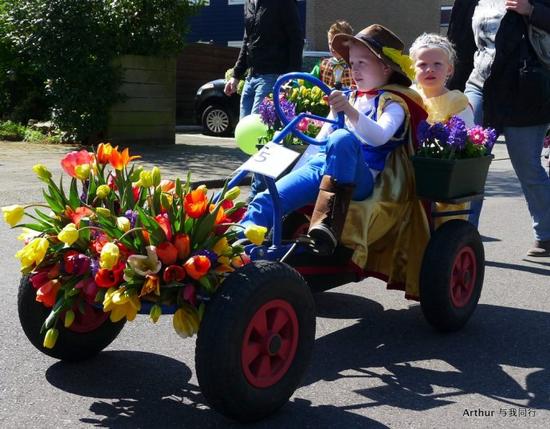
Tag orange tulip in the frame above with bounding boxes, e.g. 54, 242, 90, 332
184, 255, 211, 280
209, 204, 227, 225
174, 233, 190, 260
109, 147, 140, 170
96, 143, 114, 164
65, 206, 93, 227
35, 279, 61, 308
184, 189, 208, 218
156, 241, 178, 265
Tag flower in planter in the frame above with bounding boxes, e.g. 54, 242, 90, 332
2, 144, 263, 348
416, 116, 497, 159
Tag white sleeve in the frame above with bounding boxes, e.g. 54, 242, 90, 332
315, 111, 335, 140
456, 105, 475, 128
354, 102, 406, 147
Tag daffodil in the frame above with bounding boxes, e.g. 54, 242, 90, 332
2, 204, 25, 227
245, 224, 268, 245
173, 304, 200, 338
103, 286, 141, 322
126, 246, 161, 277
99, 242, 120, 270
15, 237, 49, 271
57, 223, 79, 246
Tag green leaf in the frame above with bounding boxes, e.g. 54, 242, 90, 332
68, 178, 80, 209
42, 190, 64, 213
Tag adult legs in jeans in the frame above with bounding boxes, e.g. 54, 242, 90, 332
504, 124, 550, 243
241, 129, 373, 231
464, 82, 485, 227
240, 74, 280, 202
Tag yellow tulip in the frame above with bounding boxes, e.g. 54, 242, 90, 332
224, 186, 241, 201
64, 310, 75, 328
43, 328, 59, 349
103, 287, 141, 322
95, 207, 111, 217
149, 304, 162, 323
196, 184, 208, 195
58, 223, 79, 245
116, 216, 131, 232
17, 228, 40, 242
2, 204, 25, 227
99, 242, 119, 270
136, 170, 154, 188
74, 164, 91, 180
173, 305, 200, 338
32, 164, 52, 181
213, 237, 232, 256
151, 167, 161, 187
96, 184, 111, 199
15, 237, 49, 271
245, 224, 268, 245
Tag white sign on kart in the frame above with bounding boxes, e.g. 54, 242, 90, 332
238, 141, 300, 179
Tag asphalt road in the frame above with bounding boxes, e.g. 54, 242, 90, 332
0, 134, 549, 428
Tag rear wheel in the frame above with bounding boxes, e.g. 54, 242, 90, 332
201, 104, 233, 136
18, 276, 125, 361
420, 220, 484, 332
196, 261, 315, 422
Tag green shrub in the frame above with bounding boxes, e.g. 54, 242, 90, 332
0, 120, 26, 140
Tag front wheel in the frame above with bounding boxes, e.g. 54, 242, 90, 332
419, 220, 484, 332
201, 104, 233, 136
196, 261, 316, 422
18, 276, 126, 361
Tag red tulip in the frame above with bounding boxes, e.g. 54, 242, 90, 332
94, 262, 125, 288
156, 241, 178, 265
36, 279, 61, 308
162, 265, 186, 283
184, 255, 211, 280
174, 233, 190, 260
155, 213, 172, 241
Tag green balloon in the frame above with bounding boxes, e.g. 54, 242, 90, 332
234, 114, 268, 155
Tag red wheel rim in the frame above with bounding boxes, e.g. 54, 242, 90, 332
66, 303, 109, 333
241, 299, 299, 388
450, 246, 477, 308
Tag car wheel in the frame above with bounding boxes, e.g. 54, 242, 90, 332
201, 104, 233, 136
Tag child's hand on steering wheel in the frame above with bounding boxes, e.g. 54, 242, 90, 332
327, 90, 352, 114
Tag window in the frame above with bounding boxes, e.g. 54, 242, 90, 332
228, 0, 244, 5
228, 41, 244, 48
440, 6, 453, 27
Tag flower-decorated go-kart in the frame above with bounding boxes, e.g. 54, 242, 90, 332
6, 73, 487, 423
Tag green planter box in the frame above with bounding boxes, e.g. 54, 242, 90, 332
412, 155, 493, 200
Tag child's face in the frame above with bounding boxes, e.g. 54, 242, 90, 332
348, 43, 390, 91
413, 47, 453, 93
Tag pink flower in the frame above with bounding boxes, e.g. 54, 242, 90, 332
61, 150, 94, 178
467, 126, 486, 146
297, 118, 309, 132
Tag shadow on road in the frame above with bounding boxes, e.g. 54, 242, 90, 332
43, 292, 550, 427
485, 167, 523, 198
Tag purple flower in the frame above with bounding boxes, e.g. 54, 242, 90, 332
431, 122, 450, 145
124, 209, 138, 228
258, 97, 277, 128
446, 116, 467, 149
417, 120, 431, 143
90, 258, 99, 276
279, 97, 296, 121
192, 249, 217, 265
484, 128, 497, 153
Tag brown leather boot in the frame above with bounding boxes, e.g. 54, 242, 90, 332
308, 175, 354, 254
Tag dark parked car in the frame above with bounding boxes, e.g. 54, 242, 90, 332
194, 52, 330, 136
194, 79, 240, 136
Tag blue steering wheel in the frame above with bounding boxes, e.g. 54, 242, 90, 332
272, 72, 345, 146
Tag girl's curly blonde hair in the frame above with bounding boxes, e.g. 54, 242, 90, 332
409, 32, 457, 65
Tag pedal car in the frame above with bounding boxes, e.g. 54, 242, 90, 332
16, 73, 485, 423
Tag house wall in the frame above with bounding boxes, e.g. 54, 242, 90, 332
305, 0, 441, 52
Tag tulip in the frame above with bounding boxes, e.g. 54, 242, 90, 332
30, 270, 50, 289
245, 224, 268, 245
149, 304, 162, 323
64, 309, 75, 328
160, 192, 173, 210
74, 164, 91, 181
15, 237, 49, 271
43, 328, 59, 349
65, 206, 93, 227
63, 251, 91, 276
172, 305, 200, 338
126, 246, 162, 277
95, 262, 125, 288
61, 150, 94, 179
35, 279, 61, 308
116, 216, 131, 232
154, 213, 172, 241
213, 237, 232, 256
160, 179, 175, 193
184, 189, 208, 218
136, 170, 154, 188
96, 143, 114, 164
17, 227, 40, 243
162, 265, 186, 283
2, 204, 25, 227
184, 255, 211, 280
75, 278, 98, 303
99, 242, 120, 270
151, 167, 161, 187
96, 184, 111, 199
224, 186, 241, 201
32, 164, 52, 181
109, 147, 140, 171
182, 284, 197, 307
95, 207, 111, 218
209, 204, 227, 225
103, 286, 141, 322
196, 184, 208, 194
58, 223, 79, 246
156, 241, 178, 265
174, 233, 190, 260
139, 274, 160, 297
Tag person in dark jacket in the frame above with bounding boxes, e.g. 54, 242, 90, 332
224, 0, 303, 119
448, 0, 550, 256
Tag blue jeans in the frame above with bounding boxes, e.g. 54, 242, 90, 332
241, 74, 280, 199
241, 129, 375, 231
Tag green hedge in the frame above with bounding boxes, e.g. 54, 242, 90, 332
0, 0, 202, 143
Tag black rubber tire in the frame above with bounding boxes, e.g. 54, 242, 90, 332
420, 220, 485, 332
201, 104, 233, 136
196, 261, 316, 422
18, 276, 126, 362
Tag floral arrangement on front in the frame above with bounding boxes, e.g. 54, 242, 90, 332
2, 144, 265, 349
416, 116, 497, 159
258, 81, 329, 146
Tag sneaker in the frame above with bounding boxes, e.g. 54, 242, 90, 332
526, 240, 550, 257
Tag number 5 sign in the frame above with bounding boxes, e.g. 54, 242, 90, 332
238, 142, 301, 179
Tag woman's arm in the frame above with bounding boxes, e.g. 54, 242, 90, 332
506, 0, 550, 32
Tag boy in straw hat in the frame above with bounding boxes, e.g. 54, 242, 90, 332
241, 24, 427, 254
